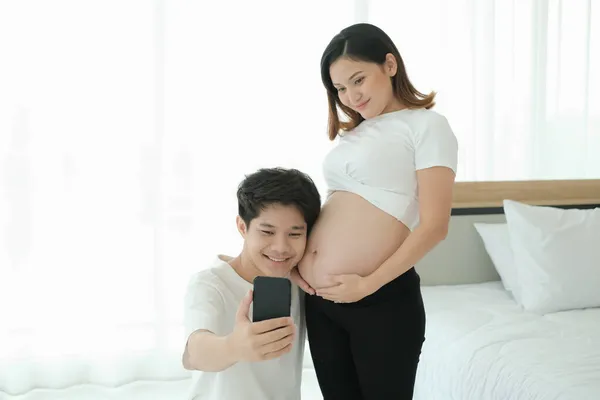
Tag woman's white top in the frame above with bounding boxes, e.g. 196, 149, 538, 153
322, 108, 458, 230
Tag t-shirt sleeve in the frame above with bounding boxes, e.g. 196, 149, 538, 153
183, 275, 225, 339
414, 113, 458, 173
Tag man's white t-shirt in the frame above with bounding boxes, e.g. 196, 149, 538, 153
183, 256, 306, 400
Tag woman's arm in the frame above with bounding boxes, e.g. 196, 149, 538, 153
365, 166, 455, 291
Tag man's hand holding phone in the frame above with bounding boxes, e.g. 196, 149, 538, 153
226, 290, 295, 362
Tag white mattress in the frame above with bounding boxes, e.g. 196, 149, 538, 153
2, 369, 323, 400
8, 282, 600, 400
415, 281, 600, 400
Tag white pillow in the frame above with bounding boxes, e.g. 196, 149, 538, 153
503, 199, 600, 314
473, 222, 516, 292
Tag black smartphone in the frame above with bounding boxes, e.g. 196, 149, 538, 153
252, 276, 291, 322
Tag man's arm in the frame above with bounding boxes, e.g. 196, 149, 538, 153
182, 276, 232, 372
183, 329, 238, 372
182, 288, 295, 372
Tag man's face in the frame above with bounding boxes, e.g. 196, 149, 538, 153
237, 203, 307, 278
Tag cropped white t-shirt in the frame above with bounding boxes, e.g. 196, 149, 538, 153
323, 108, 458, 230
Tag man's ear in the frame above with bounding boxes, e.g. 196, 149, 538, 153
236, 215, 248, 237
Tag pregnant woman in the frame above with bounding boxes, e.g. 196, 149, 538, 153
294, 23, 458, 399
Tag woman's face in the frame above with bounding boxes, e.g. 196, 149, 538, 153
329, 54, 403, 119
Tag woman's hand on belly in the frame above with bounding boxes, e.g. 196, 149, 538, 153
315, 273, 378, 303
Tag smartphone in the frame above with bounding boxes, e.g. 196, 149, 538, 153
252, 276, 291, 322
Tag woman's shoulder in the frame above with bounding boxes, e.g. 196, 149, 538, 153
401, 107, 449, 125
396, 108, 454, 137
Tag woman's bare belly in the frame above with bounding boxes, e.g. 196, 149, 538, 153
298, 191, 411, 290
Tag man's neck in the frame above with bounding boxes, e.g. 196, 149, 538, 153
227, 253, 260, 284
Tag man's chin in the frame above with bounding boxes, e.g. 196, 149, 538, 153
258, 264, 293, 278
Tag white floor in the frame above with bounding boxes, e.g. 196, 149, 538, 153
2, 369, 323, 400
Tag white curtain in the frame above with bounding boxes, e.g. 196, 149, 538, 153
367, 0, 599, 180
0, 0, 598, 395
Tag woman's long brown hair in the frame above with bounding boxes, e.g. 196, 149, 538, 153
321, 23, 436, 141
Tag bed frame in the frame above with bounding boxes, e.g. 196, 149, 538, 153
416, 179, 600, 286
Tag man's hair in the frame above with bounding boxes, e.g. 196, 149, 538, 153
237, 167, 321, 233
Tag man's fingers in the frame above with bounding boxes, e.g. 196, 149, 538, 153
300, 281, 316, 295
252, 316, 293, 334
290, 268, 316, 295
257, 324, 295, 346
235, 290, 253, 322
261, 333, 295, 356
261, 342, 293, 361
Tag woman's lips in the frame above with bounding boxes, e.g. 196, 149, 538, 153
355, 99, 370, 110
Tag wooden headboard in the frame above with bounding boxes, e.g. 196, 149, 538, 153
416, 179, 600, 286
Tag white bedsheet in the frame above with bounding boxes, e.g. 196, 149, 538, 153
2, 369, 323, 400
415, 281, 600, 400
8, 283, 600, 400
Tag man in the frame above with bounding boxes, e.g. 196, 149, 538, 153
182, 167, 321, 400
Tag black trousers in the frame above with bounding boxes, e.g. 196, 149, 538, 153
305, 267, 426, 400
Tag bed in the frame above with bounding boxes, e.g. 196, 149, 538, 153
2, 371, 324, 400
413, 179, 600, 400
7, 180, 599, 400
416, 282, 600, 399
